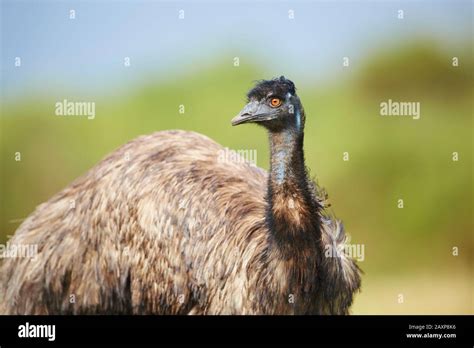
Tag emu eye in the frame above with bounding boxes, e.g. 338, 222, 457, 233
270, 98, 282, 108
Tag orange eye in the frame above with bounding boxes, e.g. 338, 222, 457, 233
270, 98, 282, 107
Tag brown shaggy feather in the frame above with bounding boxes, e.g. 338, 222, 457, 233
0, 129, 360, 314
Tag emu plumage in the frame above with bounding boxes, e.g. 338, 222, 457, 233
0, 77, 361, 314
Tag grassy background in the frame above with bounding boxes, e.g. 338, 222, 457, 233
1, 41, 472, 314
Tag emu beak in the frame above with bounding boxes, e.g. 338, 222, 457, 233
231, 101, 276, 126
231, 101, 260, 126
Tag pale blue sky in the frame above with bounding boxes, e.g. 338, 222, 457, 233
1, 0, 471, 99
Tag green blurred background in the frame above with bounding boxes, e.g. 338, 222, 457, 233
1, 1, 472, 314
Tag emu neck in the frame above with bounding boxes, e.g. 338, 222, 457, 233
266, 127, 319, 250
269, 129, 306, 188
270, 130, 307, 191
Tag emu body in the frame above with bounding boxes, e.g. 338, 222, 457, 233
0, 78, 361, 314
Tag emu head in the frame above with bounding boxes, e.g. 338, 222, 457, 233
232, 76, 304, 133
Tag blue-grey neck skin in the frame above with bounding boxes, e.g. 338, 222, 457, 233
268, 104, 306, 188
270, 130, 301, 185
295, 109, 301, 131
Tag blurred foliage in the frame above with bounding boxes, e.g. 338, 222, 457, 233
0, 41, 472, 313
358, 40, 473, 99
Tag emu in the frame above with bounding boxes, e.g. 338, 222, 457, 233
0, 77, 361, 314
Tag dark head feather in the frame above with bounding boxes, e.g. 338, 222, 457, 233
247, 76, 296, 101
